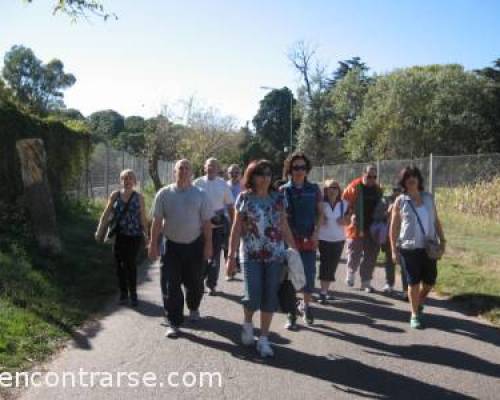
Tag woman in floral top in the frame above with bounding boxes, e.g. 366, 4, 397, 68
226, 160, 296, 358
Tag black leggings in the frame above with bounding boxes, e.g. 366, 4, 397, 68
113, 234, 143, 298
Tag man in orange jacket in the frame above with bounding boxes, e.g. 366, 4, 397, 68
342, 165, 383, 292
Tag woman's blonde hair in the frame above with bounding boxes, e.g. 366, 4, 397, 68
322, 179, 342, 202
120, 169, 137, 184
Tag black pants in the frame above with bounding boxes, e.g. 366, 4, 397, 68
318, 240, 345, 281
204, 226, 225, 289
113, 234, 143, 299
160, 236, 204, 327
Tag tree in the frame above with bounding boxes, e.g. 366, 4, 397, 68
178, 104, 241, 175
112, 116, 147, 156
328, 57, 370, 88
345, 64, 496, 161
328, 67, 373, 145
2, 45, 76, 114
288, 41, 336, 164
476, 59, 500, 151
249, 87, 301, 174
88, 109, 124, 142
144, 114, 182, 190
25, 0, 116, 20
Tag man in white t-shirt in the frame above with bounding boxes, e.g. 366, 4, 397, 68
194, 158, 235, 295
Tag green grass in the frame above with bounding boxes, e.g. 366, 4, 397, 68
0, 199, 117, 372
434, 197, 500, 325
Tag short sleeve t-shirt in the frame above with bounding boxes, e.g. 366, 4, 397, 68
318, 200, 348, 242
194, 176, 235, 213
236, 191, 286, 264
152, 184, 213, 244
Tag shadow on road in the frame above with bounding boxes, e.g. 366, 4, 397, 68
181, 316, 475, 400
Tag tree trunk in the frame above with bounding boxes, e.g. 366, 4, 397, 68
148, 150, 162, 192
16, 138, 62, 256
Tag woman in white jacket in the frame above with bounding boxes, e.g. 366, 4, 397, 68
318, 179, 350, 304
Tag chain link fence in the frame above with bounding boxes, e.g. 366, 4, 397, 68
69, 143, 176, 200
310, 153, 500, 191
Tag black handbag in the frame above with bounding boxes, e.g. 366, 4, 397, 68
106, 191, 136, 241
278, 278, 297, 314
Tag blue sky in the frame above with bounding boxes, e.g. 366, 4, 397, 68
1, 0, 499, 125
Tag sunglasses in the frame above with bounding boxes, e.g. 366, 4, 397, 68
254, 170, 272, 177
292, 165, 307, 171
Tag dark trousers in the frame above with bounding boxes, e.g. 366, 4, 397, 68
160, 236, 204, 327
113, 234, 142, 299
204, 226, 224, 289
382, 242, 408, 291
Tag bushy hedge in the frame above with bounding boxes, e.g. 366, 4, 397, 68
0, 99, 90, 203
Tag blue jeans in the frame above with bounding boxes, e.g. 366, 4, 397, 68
300, 251, 317, 293
242, 260, 284, 312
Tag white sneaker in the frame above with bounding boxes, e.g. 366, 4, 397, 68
256, 336, 274, 358
361, 281, 374, 293
346, 271, 355, 287
165, 325, 179, 338
383, 284, 393, 294
241, 322, 254, 346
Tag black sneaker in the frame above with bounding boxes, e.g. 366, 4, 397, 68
208, 287, 217, 296
303, 307, 314, 325
318, 293, 327, 305
119, 293, 128, 305
285, 313, 298, 330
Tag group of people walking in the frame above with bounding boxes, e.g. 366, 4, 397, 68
96, 152, 447, 357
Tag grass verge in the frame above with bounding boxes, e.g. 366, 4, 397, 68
0, 199, 117, 373
435, 190, 500, 325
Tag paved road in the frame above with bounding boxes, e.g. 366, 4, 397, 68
17, 258, 500, 400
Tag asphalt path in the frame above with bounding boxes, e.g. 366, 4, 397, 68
16, 257, 500, 400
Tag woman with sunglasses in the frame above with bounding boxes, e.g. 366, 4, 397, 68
390, 166, 446, 329
226, 160, 297, 357
318, 179, 350, 304
281, 152, 323, 328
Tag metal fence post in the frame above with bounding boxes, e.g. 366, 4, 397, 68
104, 144, 110, 198
429, 153, 434, 194
376, 159, 381, 187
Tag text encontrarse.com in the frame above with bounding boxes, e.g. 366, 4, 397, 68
0, 370, 223, 389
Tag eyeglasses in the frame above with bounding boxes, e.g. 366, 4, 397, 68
292, 165, 307, 172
